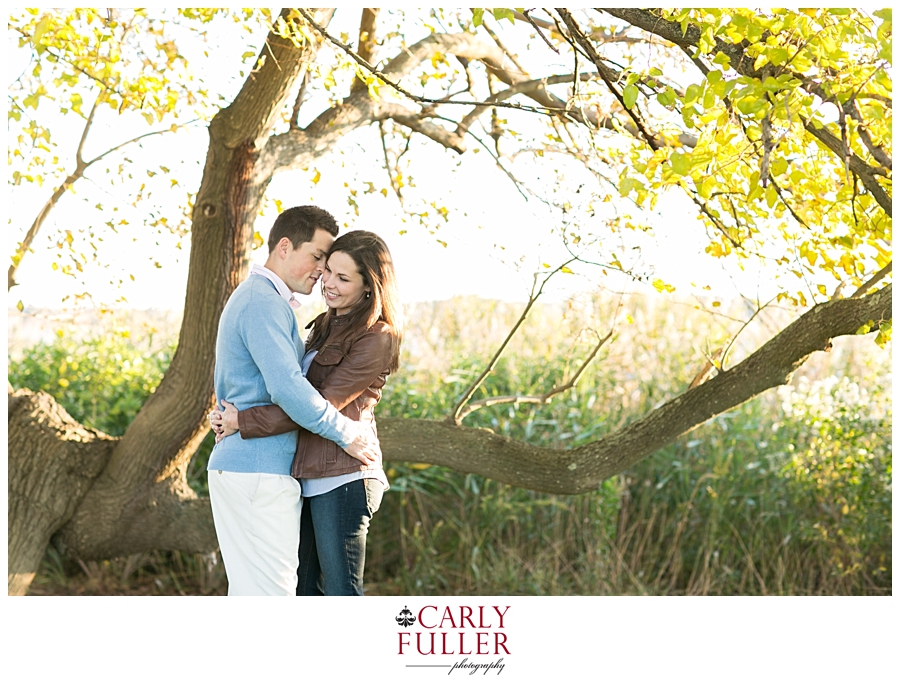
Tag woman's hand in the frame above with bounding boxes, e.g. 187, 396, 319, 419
209, 400, 239, 443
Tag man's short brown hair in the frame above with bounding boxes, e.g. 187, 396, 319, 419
267, 205, 339, 252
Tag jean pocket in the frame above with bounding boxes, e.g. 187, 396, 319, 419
364, 478, 385, 516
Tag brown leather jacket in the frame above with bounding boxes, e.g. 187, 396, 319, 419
237, 314, 394, 479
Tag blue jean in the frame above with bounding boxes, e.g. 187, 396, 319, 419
296, 478, 384, 596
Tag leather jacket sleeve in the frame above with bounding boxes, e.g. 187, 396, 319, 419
238, 403, 298, 439
237, 323, 393, 439
318, 323, 393, 410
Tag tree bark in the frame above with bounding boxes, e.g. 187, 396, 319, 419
7, 388, 114, 594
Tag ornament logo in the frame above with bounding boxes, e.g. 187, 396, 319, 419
395, 606, 417, 628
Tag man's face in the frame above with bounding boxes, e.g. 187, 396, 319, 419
280, 228, 334, 295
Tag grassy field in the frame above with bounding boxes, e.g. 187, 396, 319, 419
10, 293, 892, 595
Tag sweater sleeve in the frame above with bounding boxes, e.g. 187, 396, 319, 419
239, 296, 359, 448
237, 324, 393, 438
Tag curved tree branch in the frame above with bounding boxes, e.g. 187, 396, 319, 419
456, 328, 614, 421
557, 9, 660, 150
350, 8, 380, 94
298, 10, 570, 117
849, 100, 892, 172
9, 100, 195, 291
803, 121, 892, 216
381, 283, 891, 494
850, 261, 892, 298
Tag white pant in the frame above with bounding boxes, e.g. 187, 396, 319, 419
208, 470, 303, 596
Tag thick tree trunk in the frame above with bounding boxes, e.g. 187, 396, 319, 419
50, 10, 333, 564
7, 388, 114, 594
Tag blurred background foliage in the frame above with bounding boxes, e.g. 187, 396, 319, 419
9, 294, 891, 595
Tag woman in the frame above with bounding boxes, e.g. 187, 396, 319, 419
212, 230, 402, 596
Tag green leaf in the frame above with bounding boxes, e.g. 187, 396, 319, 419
670, 152, 692, 176
492, 8, 515, 24
472, 8, 484, 27
874, 320, 891, 348
623, 84, 639, 109
657, 88, 675, 107
736, 97, 766, 116
32, 16, 51, 46
768, 47, 790, 66
683, 83, 702, 104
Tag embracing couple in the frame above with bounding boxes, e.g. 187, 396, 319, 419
206, 205, 401, 596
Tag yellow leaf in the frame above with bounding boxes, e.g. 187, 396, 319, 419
311, 169, 321, 185
560, 266, 574, 274
652, 278, 675, 293
16, 300, 24, 312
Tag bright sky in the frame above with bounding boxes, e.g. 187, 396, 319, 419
6, 9, 783, 313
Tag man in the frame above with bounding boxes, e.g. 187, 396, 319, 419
208, 205, 381, 596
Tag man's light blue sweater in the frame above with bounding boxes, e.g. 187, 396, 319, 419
208, 274, 358, 475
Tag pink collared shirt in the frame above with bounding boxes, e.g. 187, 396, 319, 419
249, 263, 301, 309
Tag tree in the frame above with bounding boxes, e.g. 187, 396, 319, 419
8, 8, 891, 595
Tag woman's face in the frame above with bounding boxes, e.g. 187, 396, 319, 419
321, 250, 370, 316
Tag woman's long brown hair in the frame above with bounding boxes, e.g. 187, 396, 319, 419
306, 230, 403, 372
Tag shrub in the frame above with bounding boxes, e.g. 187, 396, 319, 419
8, 332, 173, 436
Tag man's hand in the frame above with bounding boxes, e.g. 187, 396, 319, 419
344, 425, 382, 467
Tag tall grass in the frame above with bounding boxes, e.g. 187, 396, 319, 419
9, 293, 891, 595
